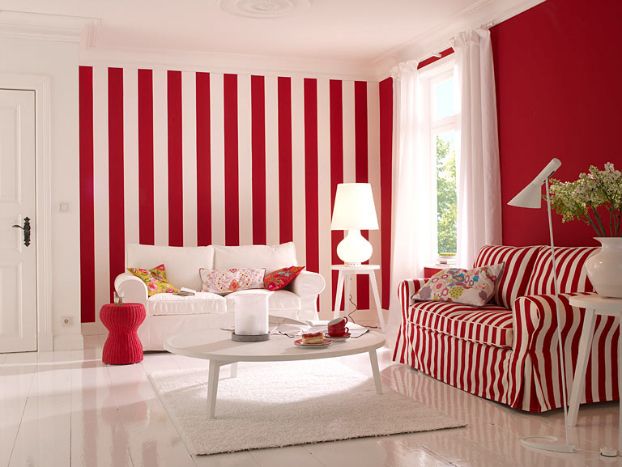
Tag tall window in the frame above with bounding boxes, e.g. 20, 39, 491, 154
423, 61, 459, 260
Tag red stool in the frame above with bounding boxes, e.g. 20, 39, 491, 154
100, 303, 146, 365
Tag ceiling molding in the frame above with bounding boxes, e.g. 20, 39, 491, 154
0, 10, 99, 43
218, 0, 312, 19
0, 1, 546, 82
79, 45, 379, 82
368, 0, 546, 80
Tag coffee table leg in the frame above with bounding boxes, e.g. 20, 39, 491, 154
369, 350, 383, 395
207, 360, 221, 419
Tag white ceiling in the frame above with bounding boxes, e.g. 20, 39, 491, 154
0, 0, 543, 78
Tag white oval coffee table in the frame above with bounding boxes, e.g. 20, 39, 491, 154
164, 329, 386, 418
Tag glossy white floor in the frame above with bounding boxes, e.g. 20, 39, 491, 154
1, 333, 621, 467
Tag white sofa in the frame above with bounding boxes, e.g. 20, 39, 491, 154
114, 242, 325, 350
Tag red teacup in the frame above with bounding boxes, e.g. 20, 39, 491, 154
327, 316, 349, 337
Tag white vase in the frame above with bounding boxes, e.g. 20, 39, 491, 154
584, 237, 622, 298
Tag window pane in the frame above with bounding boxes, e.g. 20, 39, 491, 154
432, 77, 455, 121
436, 131, 457, 257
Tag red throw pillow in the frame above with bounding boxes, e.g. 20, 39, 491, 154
264, 266, 305, 291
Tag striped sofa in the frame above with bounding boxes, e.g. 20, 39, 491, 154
392, 245, 619, 413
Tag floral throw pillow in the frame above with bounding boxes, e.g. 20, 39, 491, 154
412, 264, 505, 307
200, 268, 266, 294
128, 264, 179, 297
263, 266, 305, 291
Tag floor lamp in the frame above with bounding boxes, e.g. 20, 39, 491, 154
508, 158, 576, 454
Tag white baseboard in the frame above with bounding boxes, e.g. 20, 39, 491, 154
53, 333, 84, 350
81, 321, 107, 336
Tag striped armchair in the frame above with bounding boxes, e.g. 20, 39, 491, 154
392, 245, 617, 413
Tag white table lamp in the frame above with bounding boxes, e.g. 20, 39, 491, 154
509, 157, 576, 454
331, 183, 379, 265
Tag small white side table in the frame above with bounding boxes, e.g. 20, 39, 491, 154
332, 264, 385, 331
567, 294, 622, 449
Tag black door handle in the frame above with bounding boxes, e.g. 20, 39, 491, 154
11, 217, 31, 247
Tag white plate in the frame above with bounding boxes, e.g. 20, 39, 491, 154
294, 338, 333, 348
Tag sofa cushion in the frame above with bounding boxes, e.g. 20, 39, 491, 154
128, 264, 179, 296
126, 244, 214, 291
473, 245, 544, 309
413, 265, 504, 306
264, 266, 305, 291
527, 246, 597, 296
409, 301, 513, 348
147, 292, 226, 316
213, 242, 298, 273
200, 268, 265, 294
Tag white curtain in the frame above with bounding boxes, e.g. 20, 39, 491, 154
386, 63, 437, 346
453, 29, 502, 267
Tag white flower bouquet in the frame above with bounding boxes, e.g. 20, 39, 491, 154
549, 163, 621, 237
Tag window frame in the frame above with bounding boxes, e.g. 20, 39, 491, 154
419, 57, 460, 262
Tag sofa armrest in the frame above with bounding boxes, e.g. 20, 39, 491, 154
114, 272, 148, 305
509, 292, 604, 410
398, 279, 427, 311
289, 271, 326, 297
393, 278, 427, 364
511, 293, 581, 351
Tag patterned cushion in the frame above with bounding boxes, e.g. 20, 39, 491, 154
408, 301, 514, 348
527, 247, 597, 296
473, 245, 544, 309
199, 268, 265, 294
263, 266, 305, 291
128, 264, 179, 297
412, 265, 504, 306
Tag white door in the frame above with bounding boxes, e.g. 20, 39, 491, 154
0, 89, 37, 353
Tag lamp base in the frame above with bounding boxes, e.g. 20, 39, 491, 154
231, 332, 270, 342
337, 229, 373, 265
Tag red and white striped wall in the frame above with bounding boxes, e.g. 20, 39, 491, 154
79, 66, 394, 323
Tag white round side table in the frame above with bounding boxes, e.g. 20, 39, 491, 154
331, 264, 385, 331
567, 294, 622, 450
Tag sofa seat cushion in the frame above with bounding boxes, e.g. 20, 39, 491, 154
409, 301, 514, 348
147, 292, 226, 316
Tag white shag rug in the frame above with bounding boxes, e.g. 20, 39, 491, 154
149, 360, 465, 455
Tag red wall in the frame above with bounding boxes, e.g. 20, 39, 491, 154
492, 0, 622, 247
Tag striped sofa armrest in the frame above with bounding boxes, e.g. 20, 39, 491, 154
393, 279, 426, 364
398, 279, 427, 316
508, 292, 613, 412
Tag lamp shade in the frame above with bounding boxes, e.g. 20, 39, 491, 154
508, 158, 562, 209
508, 182, 543, 209
330, 183, 379, 230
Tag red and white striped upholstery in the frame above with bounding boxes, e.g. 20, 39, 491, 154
473, 245, 543, 309
526, 246, 597, 295
510, 292, 619, 411
393, 244, 619, 413
409, 302, 513, 348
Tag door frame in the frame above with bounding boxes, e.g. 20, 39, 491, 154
0, 73, 53, 352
